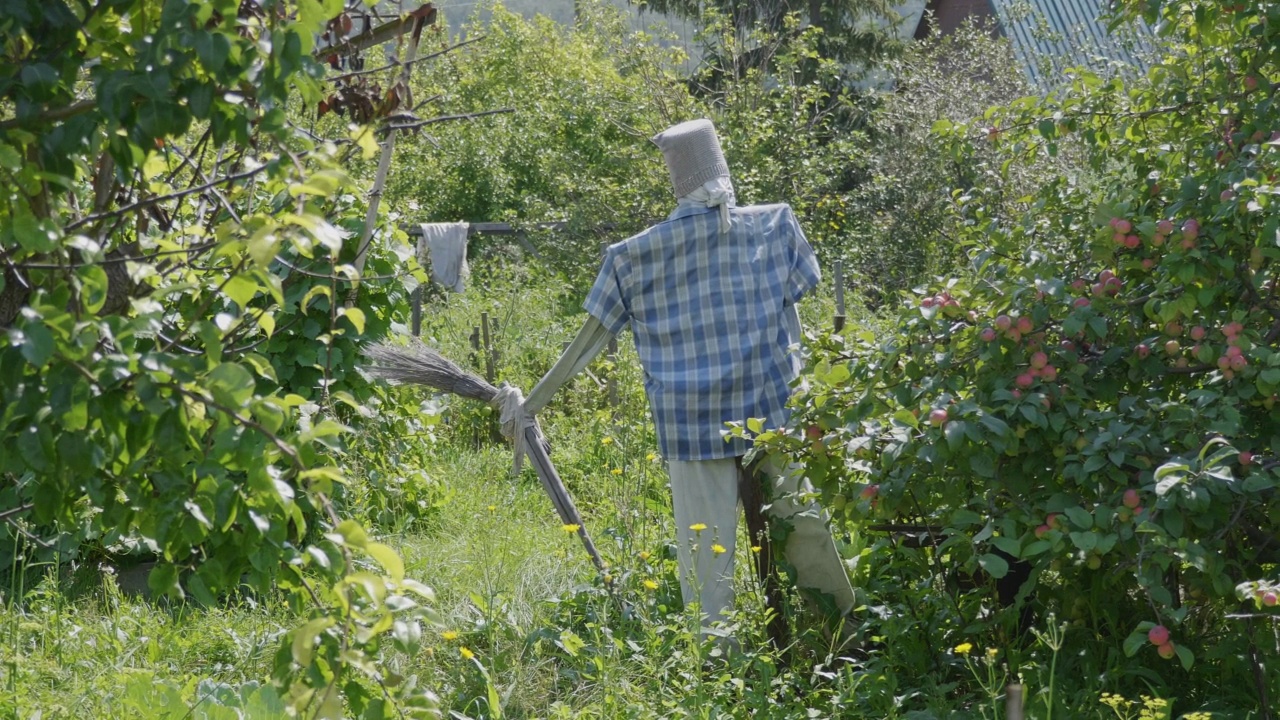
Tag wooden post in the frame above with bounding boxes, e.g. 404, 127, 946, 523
606, 336, 619, 410
469, 325, 482, 448
1006, 684, 1024, 720
347, 11, 432, 306
481, 312, 495, 383
833, 259, 847, 333
410, 286, 423, 337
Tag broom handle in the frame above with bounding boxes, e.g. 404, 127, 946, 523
522, 423, 608, 577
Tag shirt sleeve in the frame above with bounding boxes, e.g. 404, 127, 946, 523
582, 247, 630, 335
784, 207, 821, 305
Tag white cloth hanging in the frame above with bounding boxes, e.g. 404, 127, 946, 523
418, 222, 470, 292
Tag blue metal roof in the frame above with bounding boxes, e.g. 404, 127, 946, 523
988, 0, 1156, 88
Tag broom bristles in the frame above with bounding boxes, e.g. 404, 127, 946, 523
364, 340, 499, 403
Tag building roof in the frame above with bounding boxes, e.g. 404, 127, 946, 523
987, 0, 1156, 87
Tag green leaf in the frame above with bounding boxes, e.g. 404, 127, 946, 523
557, 629, 586, 657
978, 553, 1009, 579
978, 413, 1010, 437
969, 453, 995, 478
0, 142, 21, 170
991, 535, 1021, 558
334, 519, 369, 549
1065, 506, 1093, 529
1175, 643, 1195, 670
1069, 531, 1097, 552
148, 564, 183, 599
365, 542, 405, 582
1122, 631, 1146, 658
224, 274, 260, 309
292, 617, 335, 667
16, 321, 54, 368
944, 420, 967, 450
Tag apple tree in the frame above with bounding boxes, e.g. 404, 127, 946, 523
757, 0, 1280, 703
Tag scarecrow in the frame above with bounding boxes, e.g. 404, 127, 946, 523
519, 119, 856, 639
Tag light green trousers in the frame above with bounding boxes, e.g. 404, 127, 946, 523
667, 457, 856, 632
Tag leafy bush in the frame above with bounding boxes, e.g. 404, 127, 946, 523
0, 0, 445, 713
754, 0, 1280, 711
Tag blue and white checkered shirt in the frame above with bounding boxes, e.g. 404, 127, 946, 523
583, 203, 821, 461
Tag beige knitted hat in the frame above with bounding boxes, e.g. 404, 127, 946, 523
651, 119, 731, 198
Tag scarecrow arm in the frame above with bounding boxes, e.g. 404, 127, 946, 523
524, 316, 614, 415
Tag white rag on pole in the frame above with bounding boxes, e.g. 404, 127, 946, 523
418, 222, 470, 292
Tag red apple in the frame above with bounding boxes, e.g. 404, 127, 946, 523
995, 314, 1012, 331
929, 408, 949, 426
860, 484, 880, 500
1148, 625, 1170, 646
980, 327, 997, 342
1190, 325, 1206, 341
1136, 344, 1151, 359
1016, 373, 1034, 389
1240, 451, 1254, 466
1157, 642, 1176, 660
1165, 340, 1181, 355
1123, 489, 1140, 508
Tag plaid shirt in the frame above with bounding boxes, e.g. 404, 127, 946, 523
583, 203, 820, 460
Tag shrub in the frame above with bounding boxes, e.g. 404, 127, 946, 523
753, 0, 1280, 711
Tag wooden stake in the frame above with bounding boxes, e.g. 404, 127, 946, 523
606, 336, 619, 410
833, 259, 847, 333
481, 311, 495, 383
1006, 684, 1024, 720
410, 286, 423, 337
347, 11, 432, 306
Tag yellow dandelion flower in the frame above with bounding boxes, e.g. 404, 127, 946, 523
954, 642, 973, 655
689, 523, 707, 532
986, 647, 999, 660
639, 551, 651, 560
643, 579, 659, 590
646, 453, 657, 462
601, 437, 614, 445
711, 543, 727, 555
751, 545, 762, 553
611, 468, 623, 476
562, 523, 581, 533
460, 647, 474, 660
441, 631, 458, 641
487, 505, 496, 512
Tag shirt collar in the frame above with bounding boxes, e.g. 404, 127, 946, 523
667, 204, 719, 222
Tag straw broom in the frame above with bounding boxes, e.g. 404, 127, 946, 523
364, 340, 609, 579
